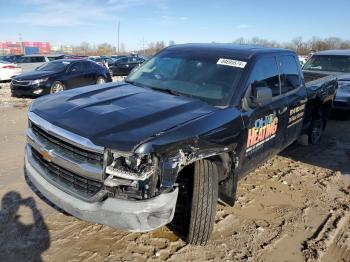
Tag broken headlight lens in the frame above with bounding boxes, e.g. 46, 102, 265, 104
105, 150, 155, 181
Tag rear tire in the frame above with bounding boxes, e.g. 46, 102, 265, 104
96, 76, 106, 84
186, 159, 218, 245
308, 116, 324, 144
50, 81, 65, 94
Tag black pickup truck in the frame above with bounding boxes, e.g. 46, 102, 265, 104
24, 44, 337, 245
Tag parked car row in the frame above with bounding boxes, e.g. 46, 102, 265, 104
88, 55, 145, 76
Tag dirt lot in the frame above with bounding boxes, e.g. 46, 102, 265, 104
0, 81, 349, 262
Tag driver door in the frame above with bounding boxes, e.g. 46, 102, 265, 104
240, 56, 289, 175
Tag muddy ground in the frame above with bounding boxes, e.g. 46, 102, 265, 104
0, 81, 349, 262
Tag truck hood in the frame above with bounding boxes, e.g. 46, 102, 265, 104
30, 82, 217, 152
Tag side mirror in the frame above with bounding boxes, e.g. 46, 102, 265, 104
253, 86, 272, 107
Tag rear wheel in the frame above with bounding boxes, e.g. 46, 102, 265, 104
50, 81, 65, 94
308, 117, 324, 144
96, 76, 106, 84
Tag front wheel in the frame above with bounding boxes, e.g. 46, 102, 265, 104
186, 159, 218, 245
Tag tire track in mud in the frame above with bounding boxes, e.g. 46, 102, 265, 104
302, 207, 350, 261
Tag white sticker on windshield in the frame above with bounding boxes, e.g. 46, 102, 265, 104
217, 58, 247, 68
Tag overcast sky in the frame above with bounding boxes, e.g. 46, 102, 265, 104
0, 0, 349, 51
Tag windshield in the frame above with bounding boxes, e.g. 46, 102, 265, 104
126, 50, 244, 106
303, 55, 350, 73
36, 61, 69, 72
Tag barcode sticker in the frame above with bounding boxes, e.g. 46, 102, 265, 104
217, 58, 247, 68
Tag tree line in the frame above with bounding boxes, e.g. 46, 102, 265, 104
56, 37, 350, 56
233, 37, 350, 55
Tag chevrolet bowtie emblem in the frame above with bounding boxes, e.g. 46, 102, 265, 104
40, 149, 53, 162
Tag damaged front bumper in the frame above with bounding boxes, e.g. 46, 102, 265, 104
24, 146, 178, 232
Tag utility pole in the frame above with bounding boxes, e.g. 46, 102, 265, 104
140, 38, 146, 56
117, 20, 120, 54
19, 33, 23, 55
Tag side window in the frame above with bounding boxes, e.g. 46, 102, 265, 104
119, 58, 128, 63
82, 61, 92, 71
128, 57, 138, 63
69, 62, 82, 72
280, 55, 301, 94
249, 57, 280, 97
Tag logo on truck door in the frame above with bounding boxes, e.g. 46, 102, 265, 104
288, 104, 305, 128
246, 113, 278, 153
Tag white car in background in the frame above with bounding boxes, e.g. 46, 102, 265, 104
298, 55, 308, 66
0, 60, 22, 81
17, 54, 64, 72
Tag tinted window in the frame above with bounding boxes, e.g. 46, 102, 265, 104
81, 61, 93, 70
118, 58, 128, 63
280, 55, 301, 93
36, 61, 69, 72
249, 57, 280, 97
128, 57, 138, 63
69, 62, 82, 72
303, 55, 350, 73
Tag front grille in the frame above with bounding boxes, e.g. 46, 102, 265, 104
12, 79, 31, 86
31, 147, 103, 198
31, 123, 103, 163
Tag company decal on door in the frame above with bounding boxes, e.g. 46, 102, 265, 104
246, 113, 279, 154
288, 104, 305, 128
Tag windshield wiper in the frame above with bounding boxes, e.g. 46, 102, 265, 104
148, 86, 182, 96
125, 80, 182, 96
125, 79, 149, 89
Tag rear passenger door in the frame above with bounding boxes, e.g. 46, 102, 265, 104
66, 62, 86, 88
278, 55, 307, 148
241, 56, 289, 174
81, 61, 96, 85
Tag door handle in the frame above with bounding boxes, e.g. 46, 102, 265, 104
278, 107, 287, 115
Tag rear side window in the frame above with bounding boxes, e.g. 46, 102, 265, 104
249, 57, 280, 97
69, 62, 82, 72
82, 61, 93, 70
280, 55, 301, 94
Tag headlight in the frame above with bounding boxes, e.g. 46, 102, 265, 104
31, 78, 48, 85
105, 150, 155, 181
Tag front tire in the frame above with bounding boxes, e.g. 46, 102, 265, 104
186, 159, 218, 245
50, 81, 65, 94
